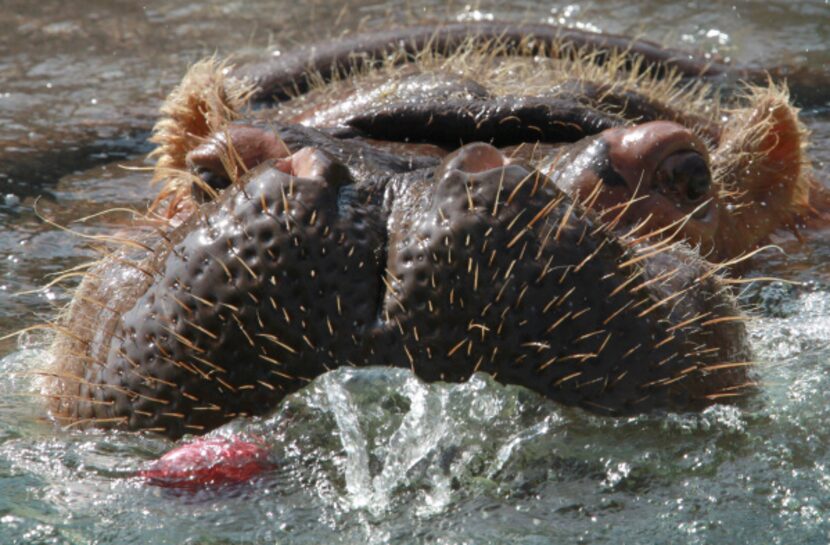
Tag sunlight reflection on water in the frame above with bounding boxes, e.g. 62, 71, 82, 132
0, 1, 829, 543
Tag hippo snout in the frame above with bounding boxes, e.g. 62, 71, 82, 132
47, 140, 752, 438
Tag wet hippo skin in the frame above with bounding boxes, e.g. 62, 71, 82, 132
44, 21, 828, 439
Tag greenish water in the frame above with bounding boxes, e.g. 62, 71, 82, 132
1, 1, 829, 544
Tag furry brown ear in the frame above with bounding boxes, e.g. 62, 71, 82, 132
148, 58, 256, 216
740, 94, 830, 231
742, 98, 804, 205
713, 87, 814, 258
150, 58, 255, 173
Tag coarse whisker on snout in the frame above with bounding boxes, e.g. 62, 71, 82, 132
697, 245, 786, 282
10, 391, 116, 407
34, 201, 155, 253
721, 276, 802, 286
597, 175, 647, 233
2, 324, 72, 344
72, 207, 148, 224
14, 268, 95, 296
626, 199, 713, 247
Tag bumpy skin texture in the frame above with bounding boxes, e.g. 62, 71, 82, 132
57, 140, 750, 438
48, 23, 771, 439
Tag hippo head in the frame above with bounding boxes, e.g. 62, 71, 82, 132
47, 135, 752, 438
44, 25, 818, 439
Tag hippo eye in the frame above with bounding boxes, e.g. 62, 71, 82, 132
656, 151, 711, 204
192, 167, 231, 202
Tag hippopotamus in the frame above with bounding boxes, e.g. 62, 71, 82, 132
41, 22, 824, 453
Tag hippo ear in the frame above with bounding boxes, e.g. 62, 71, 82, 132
150, 58, 255, 173
713, 88, 815, 256
148, 58, 257, 216
748, 99, 830, 229
731, 92, 804, 205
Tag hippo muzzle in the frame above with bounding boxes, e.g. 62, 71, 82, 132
49, 129, 751, 438
47, 21, 821, 439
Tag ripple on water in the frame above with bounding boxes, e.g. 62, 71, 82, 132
2, 309, 830, 544
0, 0, 829, 543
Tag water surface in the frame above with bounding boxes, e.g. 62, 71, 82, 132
1, 1, 829, 544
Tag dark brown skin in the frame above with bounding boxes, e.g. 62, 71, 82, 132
551, 122, 721, 257
49, 125, 752, 439
50, 23, 811, 439
203, 105, 814, 264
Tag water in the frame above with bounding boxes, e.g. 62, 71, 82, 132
1, 1, 829, 543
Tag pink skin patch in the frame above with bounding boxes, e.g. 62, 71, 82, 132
140, 436, 274, 489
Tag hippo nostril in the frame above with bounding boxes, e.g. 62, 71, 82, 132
685, 167, 711, 202
192, 166, 232, 202
656, 151, 712, 204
